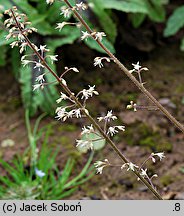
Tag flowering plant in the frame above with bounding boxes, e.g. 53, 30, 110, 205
3, 1, 184, 200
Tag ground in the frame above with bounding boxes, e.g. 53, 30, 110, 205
0, 41, 184, 200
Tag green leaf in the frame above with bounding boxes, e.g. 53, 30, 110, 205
101, 0, 149, 13
0, 31, 14, 46
145, 1, 166, 22
164, 6, 184, 37
130, 13, 146, 28
84, 37, 115, 54
0, 0, 12, 10
88, 0, 117, 43
11, 47, 21, 79
47, 27, 80, 51
92, 0, 165, 22
77, 132, 106, 153
42, 1, 65, 24
19, 50, 58, 116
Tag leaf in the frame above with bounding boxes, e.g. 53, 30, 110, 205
164, 6, 184, 37
11, 47, 21, 79
88, 0, 117, 43
84, 37, 115, 54
0, 31, 14, 46
145, 1, 166, 22
46, 27, 80, 51
101, 0, 149, 13
0, 0, 12, 10
41, 1, 65, 24
77, 132, 106, 153
92, 0, 166, 22
130, 13, 146, 28
19, 50, 58, 116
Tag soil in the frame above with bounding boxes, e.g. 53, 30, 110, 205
0, 41, 184, 200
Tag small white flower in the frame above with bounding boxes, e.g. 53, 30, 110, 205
95, 32, 106, 41
88, 85, 99, 96
55, 107, 67, 121
22, 60, 32, 67
116, 126, 126, 131
137, 168, 148, 181
94, 159, 110, 174
154, 152, 165, 160
33, 84, 43, 91
94, 57, 103, 68
35, 168, 45, 178
121, 162, 139, 171
29, 27, 38, 33
130, 61, 149, 73
95, 166, 103, 174
97, 110, 117, 122
81, 89, 91, 99
39, 45, 50, 52
132, 61, 141, 71
126, 101, 137, 112
5, 33, 12, 40
49, 55, 58, 64
35, 74, 45, 83
94, 57, 111, 68
151, 152, 165, 163
46, 0, 54, 5
67, 110, 75, 118
107, 125, 125, 136
17, 33, 25, 41
34, 62, 45, 69
81, 125, 94, 135
76, 139, 93, 151
60, 6, 72, 18
81, 85, 99, 100
74, 108, 82, 118
140, 168, 148, 178
56, 22, 69, 31
71, 67, 79, 72
81, 31, 91, 40
105, 110, 117, 121
56, 92, 69, 103
107, 127, 118, 136
76, 2, 87, 10
10, 41, 19, 48
19, 42, 28, 53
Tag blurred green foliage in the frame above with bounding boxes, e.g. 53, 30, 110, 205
164, 5, 184, 50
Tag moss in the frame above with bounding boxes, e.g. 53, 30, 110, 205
124, 123, 173, 152
57, 124, 77, 132
156, 141, 172, 152
123, 93, 138, 102
59, 136, 71, 145
175, 84, 184, 94
99, 92, 122, 109
160, 175, 174, 187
